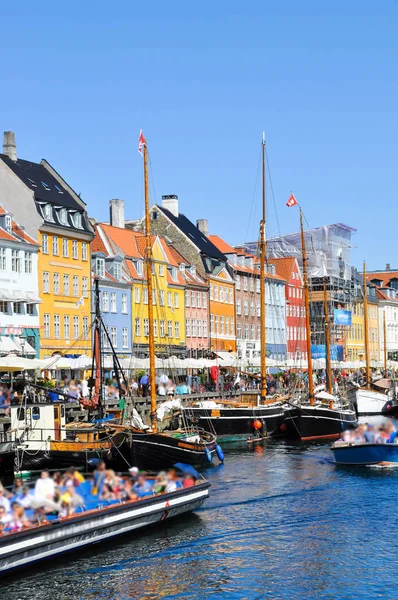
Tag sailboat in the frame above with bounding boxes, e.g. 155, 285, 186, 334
128, 131, 218, 469
348, 263, 397, 415
0, 278, 133, 475
282, 207, 357, 440
181, 135, 287, 440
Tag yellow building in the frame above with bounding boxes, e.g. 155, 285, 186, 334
347, 299, 379, 362
96, 224, 186, 356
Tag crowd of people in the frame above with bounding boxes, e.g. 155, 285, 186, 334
0, 462, 197, 536
340, 422, 398, 445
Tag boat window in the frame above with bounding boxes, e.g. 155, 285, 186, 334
32, 407, 40, 420
17, 407, 25, 421
61, 405, 65, 418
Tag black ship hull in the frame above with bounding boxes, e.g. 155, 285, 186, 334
0, 450, 16, 476
131, 431, 218, 470
182, 404, 285, 439
282, 405, 358, 440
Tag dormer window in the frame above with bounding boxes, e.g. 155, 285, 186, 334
43, 204, 54, 222
189, 265, 196, 276
114, 262, 122, 280
58, 208, 68, 225
180, 264, 185, 273
136, 260, 144, 275
172, 267, 178, 281
5, 215, 12, 233
96, 258, 105, 278
73, 213, 83, 229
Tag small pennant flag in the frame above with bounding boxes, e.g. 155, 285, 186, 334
75, 296, 84, 308
138, 130, 146, 155
286, 193, 298, 207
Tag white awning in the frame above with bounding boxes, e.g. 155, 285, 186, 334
0, 336, 20, 354
0, 290, 42, 303
13, 336, 36, 356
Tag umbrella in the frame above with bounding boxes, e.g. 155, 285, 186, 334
173, 463, 201, 478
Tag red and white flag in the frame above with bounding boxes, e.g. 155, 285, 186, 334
138, 130, 146, 155
286, 193, 298, 207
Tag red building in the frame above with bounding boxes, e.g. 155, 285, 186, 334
268, 257, 307, 361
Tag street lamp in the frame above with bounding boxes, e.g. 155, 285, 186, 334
19, 335, 26, 358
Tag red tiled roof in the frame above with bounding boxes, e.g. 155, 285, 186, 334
100, 223, 144, 259
0, 205, 37, 245
92, 227, 108, 253
368, 271, 398, 287
268, 257, 297, 283
208, 235, 236, 255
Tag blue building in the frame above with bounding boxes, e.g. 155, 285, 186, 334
92, 222, 132, 358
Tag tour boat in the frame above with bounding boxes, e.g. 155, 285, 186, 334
0, 475, 210, 576
331, 441, 398, 465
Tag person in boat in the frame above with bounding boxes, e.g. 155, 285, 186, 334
120, 478, 138, 501
34, 469, 55, 501
93, 461, 107, 495
0, 505, 11, 525
153, 472, 168, 494
0, 484, 11, 513
183, 474, 196, 488
60, 481, 85, 515
17, 485, 36, 509
128, 466, 139, 483
7, 503, 32, 532
133, 474, 153, 498
166, 469, 179, 493
7, 477, 24, 499
65, 466, 85, 487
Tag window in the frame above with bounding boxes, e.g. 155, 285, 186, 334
62, 238, 69, 257
210, 314, 214, 333
202, 292, 207, 308
44, 314, 50, 338
256, 279, 260, 293
114, 262, 122, 280
54, 315, 60, 338
236, 275, 241, 290
203, 320, 207, 338
42, 234, 49, 254
191, 291, 196, 307
82, 277, 88, 298
251, 324, 255, 340
134, 287, 141, 303
110, 293, 117, 312
103, 326, 110, 348
220, 287, 224, 303
215, 315, 219, 334
53, 273, 60, 294
111, 327, 117, 347
167, 292, 172, 307
229, 288, 233, 304
63, 274, 70, 295
0, 248, 6, 270
0, 301, 7, 313
210, 284, 213, 300
250, 300, 255, 316
43, 204, 53, 221
257, 324, 261, 339
159, 290, 165, 306
154, 320, 158, 337
64, 315, 70, 339
82, 242, 88, 261
237, 299, 241, 315
244, 324, 249, 339
136, 260, 144, 275
72, 240, 78, 259
168, 320, 173, 337
52, 236, 59, 256
12, 250, 21, 272
24, 252, 32, 273
191, 319, 196, 337
220, 316, 224, 335
122, 328, 128, 348
43, 271, 50, 293
73, 275, 79, 297
175, 293, 179, 308
243, 277, 248, 291
244, 300, 249, 316
122, 294, 128, 314
59, 208, 68, 225
250, 278, 254, 292
256, 301, 260, 317
83, 317, 89, 338
143, 288, 148, 304
214, 285, 218, 301
172, 267, 178, 281
73, 316, 79, 339
135, 318, 141, 336
96, 258, 105, 278
175, 322, 180, 338
159, 264, 164, 276
26, 303, 34, 316
73, 213, 83, 229
102, 291, 109, 311
185, 290, 190, 307
197, 319, 202, 337
160, 320, 165, 337
13, 302, 22, 314
186, 319, 191, 337
230, 318, 234, 335
237, 322, 242, 339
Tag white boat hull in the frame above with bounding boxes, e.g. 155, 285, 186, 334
355, 389, 391, 415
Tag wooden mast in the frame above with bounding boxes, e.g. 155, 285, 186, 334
383, 309, 388, 378
300, 208, 314, 405
260, 133, 267, 400
323, 278, 333, 403
363, 261, 371, 387
143, 141, 157, 432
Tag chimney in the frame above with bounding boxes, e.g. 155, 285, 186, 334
197, 218, 208, 236
386, 263, 391, 270
109, 199, 125, 228
162, 194, 179, 217
3, 131, 17, 161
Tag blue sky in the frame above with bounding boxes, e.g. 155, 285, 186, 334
1, 0, 397, 270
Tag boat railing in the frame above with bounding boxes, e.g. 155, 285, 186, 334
8, 424, 113, 444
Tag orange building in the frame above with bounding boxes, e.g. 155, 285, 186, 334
209, 267, 236, 352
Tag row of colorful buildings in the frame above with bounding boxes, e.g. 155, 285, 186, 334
0, 131, 395, 364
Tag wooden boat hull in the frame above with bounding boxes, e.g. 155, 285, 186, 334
182, 405, 285, 439
0, 482, 210, 576
331, 443, 398, 465
282, 405, 358, 440
131, 431, 217, 470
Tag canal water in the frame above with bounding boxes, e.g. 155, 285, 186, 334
3, 434, 398, 599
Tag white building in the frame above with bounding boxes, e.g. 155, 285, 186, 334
0, 205, 40, 355
377, 287, 398, 362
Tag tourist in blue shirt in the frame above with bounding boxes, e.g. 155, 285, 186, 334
140, 374, 149, 397
133, 475, 153, 498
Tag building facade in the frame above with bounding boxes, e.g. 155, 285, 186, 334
376, 288, 398, 362
0, 132, 94, 358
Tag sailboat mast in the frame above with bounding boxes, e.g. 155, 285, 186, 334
300, 208, 314, 405
143, 142, 157, 432
323, 278, 333, 397
383, 309, 387, 378
260, 134, 267, 400
93, 277, 104, 419
363, 261, 371, 387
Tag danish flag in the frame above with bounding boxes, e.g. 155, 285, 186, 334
138, 130, 146, 155
286, 193, 298, 208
